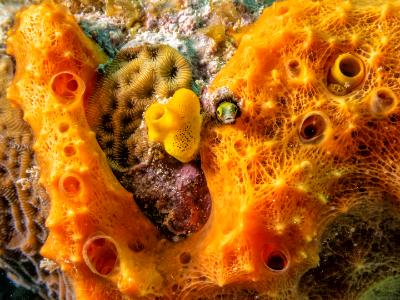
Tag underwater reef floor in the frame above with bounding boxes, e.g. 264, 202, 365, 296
1, 0, 400, 299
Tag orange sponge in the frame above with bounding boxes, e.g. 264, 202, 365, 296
201, 0, 400, 297
6, 0, 400, 299
6, 1, 161, 299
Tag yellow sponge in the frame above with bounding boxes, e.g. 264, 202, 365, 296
145, 88, 201, 162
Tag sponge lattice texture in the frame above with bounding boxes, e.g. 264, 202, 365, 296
200, 0, 400, 298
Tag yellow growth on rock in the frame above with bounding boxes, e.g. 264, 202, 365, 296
145, 88, 201, 162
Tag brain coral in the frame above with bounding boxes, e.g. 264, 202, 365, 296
86, 44, 192, 172
3, 0, 400, 299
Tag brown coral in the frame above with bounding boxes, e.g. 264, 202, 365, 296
87, 44, 192, 171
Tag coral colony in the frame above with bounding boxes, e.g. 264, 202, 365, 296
1, 0, 400, 299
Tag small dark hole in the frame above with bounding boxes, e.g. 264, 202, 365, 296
276, 96, 287, 107
377, 91, 394, 107
287, 59, 301, 77
121, 114, 133, 127
109, 98, 118, 110
179, 252, 191, 264
104, 139, 114, 149
378, 92, 387, 98
148, 47, 159, 59
389, 114, 398, 123
299, 113, 327, 142
128, 241, 145, 252
358, 144, 367, 151
266, 251, 287, 271
303, 125, 317, 139
101, 113, 112, 124
144, 87, 155, 98
126, 52, 138, 61
366, 121, 377, 129
289, 60, 299, 68
125, 99, 134, 110
339, 57, 361, 77
67, 79, 78, 91
100, 122, 114, 134
171, 284, 179, 292
119, 48, 139, 61
168, 65, 178, 79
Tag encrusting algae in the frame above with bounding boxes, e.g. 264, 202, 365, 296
2, 0, 400, 299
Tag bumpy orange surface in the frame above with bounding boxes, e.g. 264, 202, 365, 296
6, 1, 162, 298
201, 0, 400, 297
6, 0, 400, 299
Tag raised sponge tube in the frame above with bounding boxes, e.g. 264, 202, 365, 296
328, 53, 365, 95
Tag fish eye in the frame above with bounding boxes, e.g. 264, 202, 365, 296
299, 111, 329, 143
216, 101, 239, 124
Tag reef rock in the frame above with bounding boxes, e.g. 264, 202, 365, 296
2, 0, 400, 299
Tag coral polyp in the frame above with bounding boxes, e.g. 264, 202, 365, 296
2, 0, 400, 299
